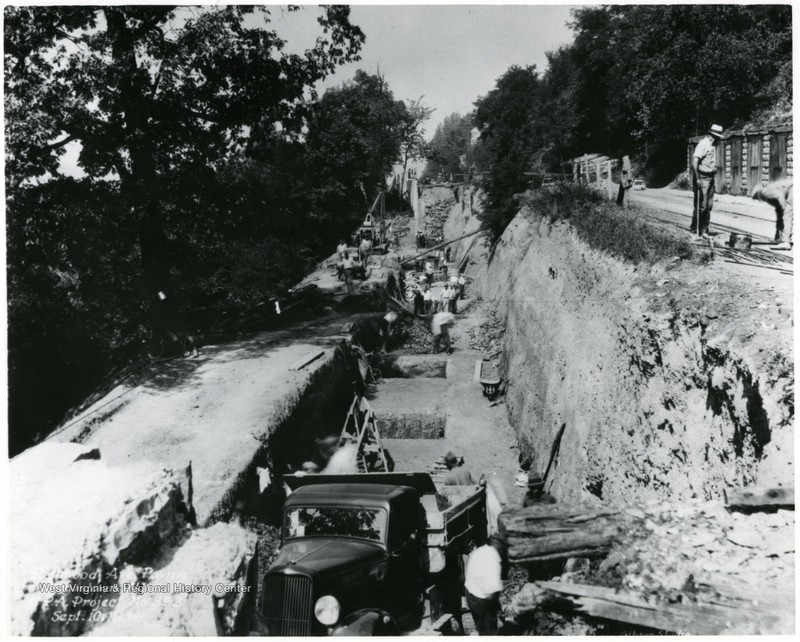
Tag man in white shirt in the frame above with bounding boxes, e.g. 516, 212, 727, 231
440, 284, 451, 314
691, 123, 723, 237
464, 534, 505, 635
431, 311, 454, 354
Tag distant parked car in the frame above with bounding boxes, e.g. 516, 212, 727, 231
633, 178, 646, 190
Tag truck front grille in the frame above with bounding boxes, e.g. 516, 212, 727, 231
262, 573, 313, 636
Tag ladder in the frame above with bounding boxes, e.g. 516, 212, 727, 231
341, 395, 390, 473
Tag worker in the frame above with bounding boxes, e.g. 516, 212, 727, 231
445, 246, 452, 262
751, 178, 793, 250
381, 311, 398, 351
413, 285, 425, 315
359, 237, 372, 264
485, 474, 508, 538
616, 155, 633, 208
442, 451, 477, 485
458, 273, 466, 299
423, 285, 433, 314
440, 283, 451, 313
523, 472, 556, 507
690, 123, 724, 237
464, 533, 505, 635
342, 252, 355, 293
336, 239, 348, 259
431, 311, 455, 354
425, 261, 434, 285
314, 434, 340, 470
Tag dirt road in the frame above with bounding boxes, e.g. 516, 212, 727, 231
631, 187, 779, 241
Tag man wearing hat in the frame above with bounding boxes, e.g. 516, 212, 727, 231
523, 472, 556, 507
442, 451, 477, 486
463, 533, 505, 635
690, 123, 724, 237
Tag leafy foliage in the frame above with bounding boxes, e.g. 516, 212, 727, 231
4, 5, 368, 455
473, 66, 546, 240
304, 70, 411, 225
520, 183, 697, 264
423, 112, 474, 180
472, 4, 791, 242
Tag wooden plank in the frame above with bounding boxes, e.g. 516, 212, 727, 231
290, 349, 325, 371
724, 486, 794, 510
473, 360, 482, 382
537, 581, 792, 635
500, 504, 632, 563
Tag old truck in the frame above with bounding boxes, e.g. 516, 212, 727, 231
259, 472, 486, 636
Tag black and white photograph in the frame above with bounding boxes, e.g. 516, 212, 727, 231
4, 1, 795, 636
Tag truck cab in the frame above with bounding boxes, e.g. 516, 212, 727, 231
260, 473, 486, 636
261, 482, 425, 635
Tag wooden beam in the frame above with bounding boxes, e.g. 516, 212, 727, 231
290, 350, 325, 371
535, 581, 793, 635
724, 486, 794, 510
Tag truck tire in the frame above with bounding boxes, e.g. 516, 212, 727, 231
332, 609, 399, 636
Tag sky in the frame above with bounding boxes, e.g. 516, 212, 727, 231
54, 3, 578, 176
273, 3, 577, 137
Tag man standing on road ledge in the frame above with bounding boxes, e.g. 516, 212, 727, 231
691, 123, 724, 237
752, 178, 794, 250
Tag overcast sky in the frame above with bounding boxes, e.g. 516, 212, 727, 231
274, 3, 577, 136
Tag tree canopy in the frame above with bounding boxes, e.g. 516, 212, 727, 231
5, 5, 369, 455
469, 4, 792, 240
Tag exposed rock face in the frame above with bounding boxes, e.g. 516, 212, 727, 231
88, 522, 257, 636
480, 210, 793, 505
9, 443, 193, 636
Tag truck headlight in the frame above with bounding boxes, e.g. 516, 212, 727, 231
314, 595, 340, 626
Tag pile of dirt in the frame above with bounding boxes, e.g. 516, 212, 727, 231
394, 314, 433, 354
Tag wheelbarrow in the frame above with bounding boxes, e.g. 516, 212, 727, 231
478, 360, 502, 401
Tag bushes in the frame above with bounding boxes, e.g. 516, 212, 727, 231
520, 183, 696, 264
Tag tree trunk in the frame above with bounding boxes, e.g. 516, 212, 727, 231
105, 8, 171, 305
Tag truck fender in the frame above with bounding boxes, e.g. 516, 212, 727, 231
331, 609, 399, 636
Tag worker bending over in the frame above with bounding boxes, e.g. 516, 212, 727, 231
751, 178, 793, 250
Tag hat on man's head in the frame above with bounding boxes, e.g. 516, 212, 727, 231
528, 472, 545, 488
709, 124, 724, 138
443, 451, 459, 468
751, 186, 763, 200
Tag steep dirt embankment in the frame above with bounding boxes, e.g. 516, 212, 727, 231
478, 208, 793, 505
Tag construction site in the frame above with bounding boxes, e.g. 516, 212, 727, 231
8, 177, 795, 636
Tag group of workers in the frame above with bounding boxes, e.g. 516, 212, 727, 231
441, 451, 556, 635
413, 277, 466, 316
691, 123, 793, 249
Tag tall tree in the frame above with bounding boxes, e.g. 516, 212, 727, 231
423, 112, 474, 180
304, 70, 409, 226
5, 5, 364, 301
398, 97, 434, 178
473, 65, 545, 239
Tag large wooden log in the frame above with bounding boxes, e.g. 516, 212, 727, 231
534, 581, 793, 635
499, 503, 639, 563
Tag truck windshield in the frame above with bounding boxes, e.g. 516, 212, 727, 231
285, 506, 387, 543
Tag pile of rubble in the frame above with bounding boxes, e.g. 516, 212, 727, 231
395, 314, 433, 354
502, 494, 795, 635
424, 198, 452, 243
467, 308, 505, 360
